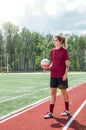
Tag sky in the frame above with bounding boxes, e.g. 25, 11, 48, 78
0, 0, 86, 35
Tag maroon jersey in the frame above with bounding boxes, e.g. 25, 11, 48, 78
50, 47, 69, 78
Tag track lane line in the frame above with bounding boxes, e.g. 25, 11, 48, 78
62, 100, 86, 130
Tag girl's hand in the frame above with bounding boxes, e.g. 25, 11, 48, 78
49, 63, 52, 69
62, 74, 67, 81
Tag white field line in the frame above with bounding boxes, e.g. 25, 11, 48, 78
69, 78, 86, 83
0, 82, 86, 124
0, 72, 86, 75
0, 77, 86, 104
0, 96, 52, 123
62, 100, 86, 130
67, 81, 86, 91
0, 88, 49, 104
69, 76, 86, 83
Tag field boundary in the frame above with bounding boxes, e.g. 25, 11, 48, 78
0, 71, 86, 75
0, 81, 86, 124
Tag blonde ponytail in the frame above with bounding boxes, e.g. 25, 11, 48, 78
62, 37, 67, 49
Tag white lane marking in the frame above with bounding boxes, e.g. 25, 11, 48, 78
62, 100, 86, 130
0, 82, 86, 124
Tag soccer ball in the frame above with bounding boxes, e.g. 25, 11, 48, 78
41, 59, 50, 70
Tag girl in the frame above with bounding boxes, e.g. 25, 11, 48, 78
44, 35, 70, 119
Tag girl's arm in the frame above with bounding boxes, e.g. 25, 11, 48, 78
63, 60, 69, 81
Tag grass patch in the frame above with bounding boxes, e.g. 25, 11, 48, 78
0, 72, 86, 117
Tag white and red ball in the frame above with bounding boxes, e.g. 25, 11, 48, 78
41, 59, 50, 70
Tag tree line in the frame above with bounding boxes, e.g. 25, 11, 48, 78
0, 22, 86, 72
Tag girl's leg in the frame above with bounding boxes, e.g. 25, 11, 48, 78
49, 88, 57, 113
44, 88, 57, 119
61, 89, 69, 111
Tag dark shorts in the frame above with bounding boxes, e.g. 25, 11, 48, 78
50, 77, 68, 89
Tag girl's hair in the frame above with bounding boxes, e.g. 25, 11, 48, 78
54, 35, 67, 49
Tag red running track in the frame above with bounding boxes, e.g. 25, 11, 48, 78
0, 83, 86, 130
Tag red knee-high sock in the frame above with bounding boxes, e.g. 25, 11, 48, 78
50, 104, 54, 113
65, 102, 69, 111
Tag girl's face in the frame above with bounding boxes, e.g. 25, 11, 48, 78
54, 38, 61, 47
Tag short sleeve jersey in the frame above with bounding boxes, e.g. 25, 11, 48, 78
50, 47, 69, 78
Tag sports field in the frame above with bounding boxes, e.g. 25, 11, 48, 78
0, 72, 86, 119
